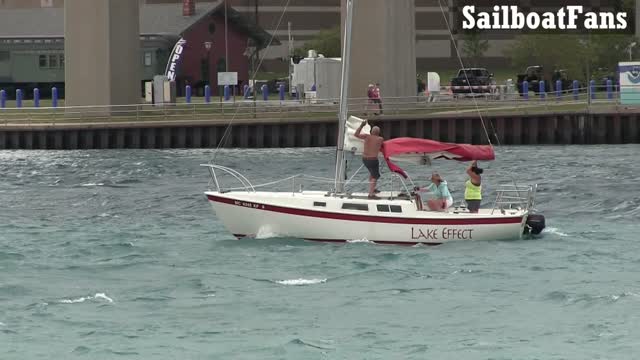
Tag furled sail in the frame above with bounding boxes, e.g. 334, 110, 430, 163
382, 138, 495, 178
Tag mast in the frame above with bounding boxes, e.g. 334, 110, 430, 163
334, 0, 354, 193
224, 0, 229, 72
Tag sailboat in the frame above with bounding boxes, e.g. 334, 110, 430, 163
202, 0, 545, 245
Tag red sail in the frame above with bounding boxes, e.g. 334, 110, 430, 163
382, 138, 495, 178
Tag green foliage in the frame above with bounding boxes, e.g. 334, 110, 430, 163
293, 27, 341, 58
505, 34, 638, 82
587, 34, 636, 73
461, 31, 490, 66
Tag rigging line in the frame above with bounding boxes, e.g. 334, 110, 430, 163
436, 0, 495, 147
212, 0, 292, 162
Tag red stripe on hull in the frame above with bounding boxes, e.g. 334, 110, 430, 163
232, 234, 441, 246
306, 238, 442, 246
208, 194, 523, 225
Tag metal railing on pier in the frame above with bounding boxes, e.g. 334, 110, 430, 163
0, 89, 623, 127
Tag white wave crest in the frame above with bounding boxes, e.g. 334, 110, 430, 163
610, 292, 640, 301
276, 278, 327, 286
347, 238, 372, 244
256, 226, 279, 239
81, 183, 104, 187
59, 293, 114, 304
545, 227, 569, 237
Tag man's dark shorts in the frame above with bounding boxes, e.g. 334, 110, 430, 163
363, 158, 380, 179
466, 200, 481, 212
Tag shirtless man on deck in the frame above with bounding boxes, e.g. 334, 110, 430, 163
355, 120, 384, 199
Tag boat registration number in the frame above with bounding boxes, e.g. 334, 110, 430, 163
234, 200, 263, 209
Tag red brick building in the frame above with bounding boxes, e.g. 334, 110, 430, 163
168, 1, 278, 94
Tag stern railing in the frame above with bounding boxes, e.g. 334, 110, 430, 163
491, 184, 537, 214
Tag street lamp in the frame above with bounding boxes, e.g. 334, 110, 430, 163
628, 42, 637, 61
204, 41, 213, 86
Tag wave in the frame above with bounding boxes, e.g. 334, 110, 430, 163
275, 278, 327, 286
59, 293, 114, 304
608, 292, 640, 302
132, 295, 174, 302
72, 346, 91, 354
80, 183, 104, 187
0, 252, 25, 261
256, 227, 280, 239
545, 227, 569, 237
79, 182, 129, 188
545, 290, 640, 305
347, 238, 373, 244
289, 338, 334, 350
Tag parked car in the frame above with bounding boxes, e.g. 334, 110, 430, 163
450, 68, 495, 94
516, 66, 577, 94
517, 66, 550, 94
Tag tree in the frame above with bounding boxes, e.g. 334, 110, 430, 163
505, 34, 637, 83
293, 27, 341, 58
505, 35, 584, 82
461, 30, 489, 67
587, 34, 637, 76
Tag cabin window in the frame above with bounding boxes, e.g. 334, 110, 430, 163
38, 55, 47, 68
376, 205, 390, 212
59, 55, 64, 68
390, 205, 403, 213
48, 54, 58, 68
313, 202, 326, 207
342, 203, 369, 211
144, 52, 153, 67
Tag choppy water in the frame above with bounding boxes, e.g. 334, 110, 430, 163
1, 146, 639, 359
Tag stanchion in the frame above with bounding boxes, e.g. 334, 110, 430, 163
52, 87, 58, 108
224, 85, 230, 101
34, 88, 40, 108
205, 85, 211, 103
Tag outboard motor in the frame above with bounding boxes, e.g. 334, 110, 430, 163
525, 214, 546, 235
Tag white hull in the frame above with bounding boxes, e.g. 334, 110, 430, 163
205, 191, 528, 245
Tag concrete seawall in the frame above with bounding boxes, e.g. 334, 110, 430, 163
0, 112, 638, 150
